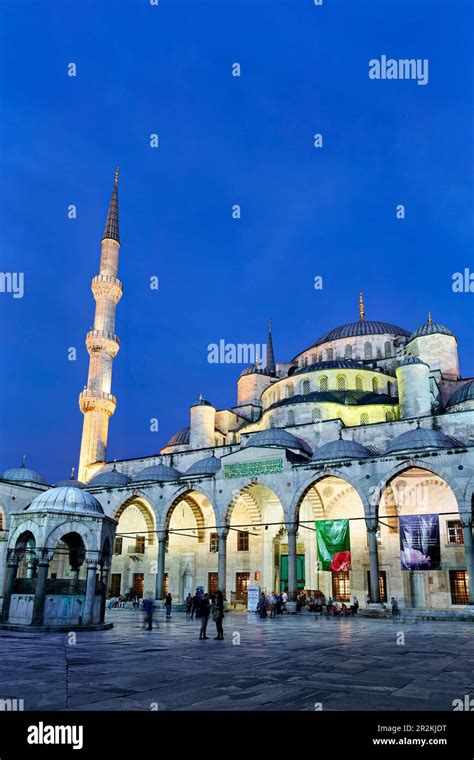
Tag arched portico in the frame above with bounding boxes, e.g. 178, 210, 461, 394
110, 495, 157, 600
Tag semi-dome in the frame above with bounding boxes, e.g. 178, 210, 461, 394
244, 428, 312, 455
88, 467, 132, 488
409, 315, 453, 342
165, 427, 190, 447
446, 380, 474, 408
310, 320, 411, 348
312, 438, 374, 461
185, 455, 221, 476
2, 460, 48, 486
26, 486, 104, 516
397, 357, 429, 367
386, 427, 465, 454
134, 463, 182, 482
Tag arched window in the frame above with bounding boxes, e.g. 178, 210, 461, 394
287, 410, 295, 426
355, 375, 363, 391
312, 408, 322, 422
360, 413, 369, 425
274, 387, 280, 402
344, 344, 353, 359
364, 342, 372, 360
387, 381, 393, 397
326, 348, 334, 361
372, 377, 379, 393
385, 341, 392, 358
302, 380, 310, 395
319, 375, 328, 392
336, 375, 346, 391
385, 411, 394, 422
311, 353, 317, 364
286, 383, 294, 399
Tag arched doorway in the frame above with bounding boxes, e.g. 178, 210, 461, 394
111, 497, 156, 600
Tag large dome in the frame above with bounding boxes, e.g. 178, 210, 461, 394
165, 428, 190, 447
134, 463, 182, 482
446, 380, 474, 408
88, 468, 132, 488
2, 462, 47, 486
311, 320, 411, 348
186, 455, 221, 476
312, 438, 374, 461
386, 428, 465, 454
244, 428, 312, 455
27, 486, 104, 516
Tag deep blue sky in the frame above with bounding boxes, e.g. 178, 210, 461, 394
0, 0, 473, 482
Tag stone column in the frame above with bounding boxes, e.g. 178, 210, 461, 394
26, 559, 36, 579
31, 558, 50, 626
366, 520, 382, 604
287, 527, 298, 603
1, 558, 19, 623
155, 534, 167, 601
461, 517, 474, 606
217, 527, 229, 598
83, 560, 99, 625
99, 563, 110, 623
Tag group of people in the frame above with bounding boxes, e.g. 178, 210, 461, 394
257, 591, 289, 618
254, 591, 361, 617
185, 590, 225, 640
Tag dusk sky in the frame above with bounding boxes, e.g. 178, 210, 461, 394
0, 0, 473, 482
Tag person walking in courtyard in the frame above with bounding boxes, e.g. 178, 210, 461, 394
269, 593, 277, 618
199, 593, 211, 639
185, 593, 193, 619
351, 595, 359, 614
142, 597, 155, 631
213, 590, 225, 640
258, 591, 267, 618
191, 591, 200, 620
165, 592, 172, 619
391, 597, 400, 617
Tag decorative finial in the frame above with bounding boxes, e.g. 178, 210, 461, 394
114, 166, 119, 184
70, 466, 75, 479
268, 319, 272, 334
199, 393, 204, 402
255, 353, 261, 368
359, 292, 365, 321
338, 428, 343, 440
427, 311, 432, 325
21, 455, 26, 468
416, 419, 421, 428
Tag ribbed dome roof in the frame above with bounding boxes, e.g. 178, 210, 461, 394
165, 427, 190, 447
294, 360, 364, 374
54, 477, 86, 489
186, 455, 221, 476
191, 394, 213, 407
3, 462, 47, 486
446, 380, 474, 408
27, 486, 104, 516
88, 467, 132, 488
386, 427, 465, 454
398, 357, 429, 367
311, 320, 410, 348
312, 438, 374, 461
409, 318, 453, 341
240, 364, 272, 377
134, 463, 182, 482
244, 428, 312, 455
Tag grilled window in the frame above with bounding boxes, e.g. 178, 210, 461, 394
446, 520, 464, 545
237, 531, 249, 551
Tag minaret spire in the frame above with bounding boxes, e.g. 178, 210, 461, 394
78, 168, 123, 482
359, 291, 365, 321
265, 320, 276, 374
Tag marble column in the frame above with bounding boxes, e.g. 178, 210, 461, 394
217, 527, 229, 598
155, 535, 167, 601
99, 563, 110, 623
83, 560, 99, 625
461, 518, 474, 605
287, 528, 298, 603
1, 558, 19, 623
366, 520, 381, 604
31, 558, 50, 626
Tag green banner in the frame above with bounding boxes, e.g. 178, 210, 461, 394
316, 519, 351, 571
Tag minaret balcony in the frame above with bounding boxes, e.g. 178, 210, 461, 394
79, 388, 117, 416
91, 274, 123, 304
86, 330, 120, 357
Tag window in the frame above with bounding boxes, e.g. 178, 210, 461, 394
355, 376, 363, 391
360, 413, 369, 425
336, 375, 346, 391
332, 571, 350, 602
367, 570, 387, 603
449, 570, 469, 605
135, 536, 145, 554
114, 536, 123, 555
312, 408, 321, 422
132, 573, 144, 598
372, 377, 379, 393
302, 380, 310, 395
274, 388, 280, 402
319, 376, 328, 392
209, 532, 218, 552
326, 348, 334, 361
364, 342, 372, 360
110, 573, 121, 597
287, 410, 295, 426
208, 572, 218, 595
311, 354, 318, 364
385, 341, 392, 358
344, 344, 353, 359
235, 572, 250, 601
286, 383, 294, 399
387, 381, 393, 397
385, 411, 394, 422
446, 520, 464, 545
237, 531, 249, 551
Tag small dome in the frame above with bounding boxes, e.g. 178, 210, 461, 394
240, 364, 272, 377
386, 427, 465, 454
133, 463, 182, 482
27, 486, 104, 516
191, 394, 213, 408
397, 357, 429, 367
185, 455, 221, 476
446, 380, 474, 408
244, 428, 312, 455
165, 427, 190, 447
88, 467, 132, 488
3, 461, 47, 486
312, 438, 374, 461
409, 317, 453, 341
54, 477, 86, 489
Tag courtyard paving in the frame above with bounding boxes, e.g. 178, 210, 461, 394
0, 609, 473, 711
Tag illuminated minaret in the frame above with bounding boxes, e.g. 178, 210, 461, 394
78, 168, 122, 482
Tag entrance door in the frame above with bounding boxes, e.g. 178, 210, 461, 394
208, 572, 218, 595
280, 555, 305, 592
110, 573, 121, 597
235, 572, 250, 602
132, 573, 144, 598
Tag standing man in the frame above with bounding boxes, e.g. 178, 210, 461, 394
165, 592, 172, 619
142, 597, 155, 631
198, 593, 211, 640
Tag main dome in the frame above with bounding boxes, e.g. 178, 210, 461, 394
311, 320, 411, 348
27, 486, 104, 516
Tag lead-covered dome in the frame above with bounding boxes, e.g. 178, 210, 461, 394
134, 463, 182, 482
397, 357, 429, 367
88, 467, 132, 488
311, 320, 410, 348
446, 380, 474, 408
26, 486, 104, 516
409, 316, 453, 342
312, 438, 374, 461
185, 455, 221, 476
240, 364, 272, 377
244, 428, 312, 455
2, 461, 48, 486
293, 359, 364, 374
386, 427, 465, 454
165, 427, 190, 447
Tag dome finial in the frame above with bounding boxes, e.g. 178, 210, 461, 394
416, 418, 421, 428
114, 165, 119, 185
427, 311, 432, 325
70, 466, 75, 479
199, 393, 204, 402
21, 454, 26, 468
359, 291, 365, 321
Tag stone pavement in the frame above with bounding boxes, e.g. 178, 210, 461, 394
0, 609, 473, 711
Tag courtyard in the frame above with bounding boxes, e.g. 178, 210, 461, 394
0, 609, 473, 712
